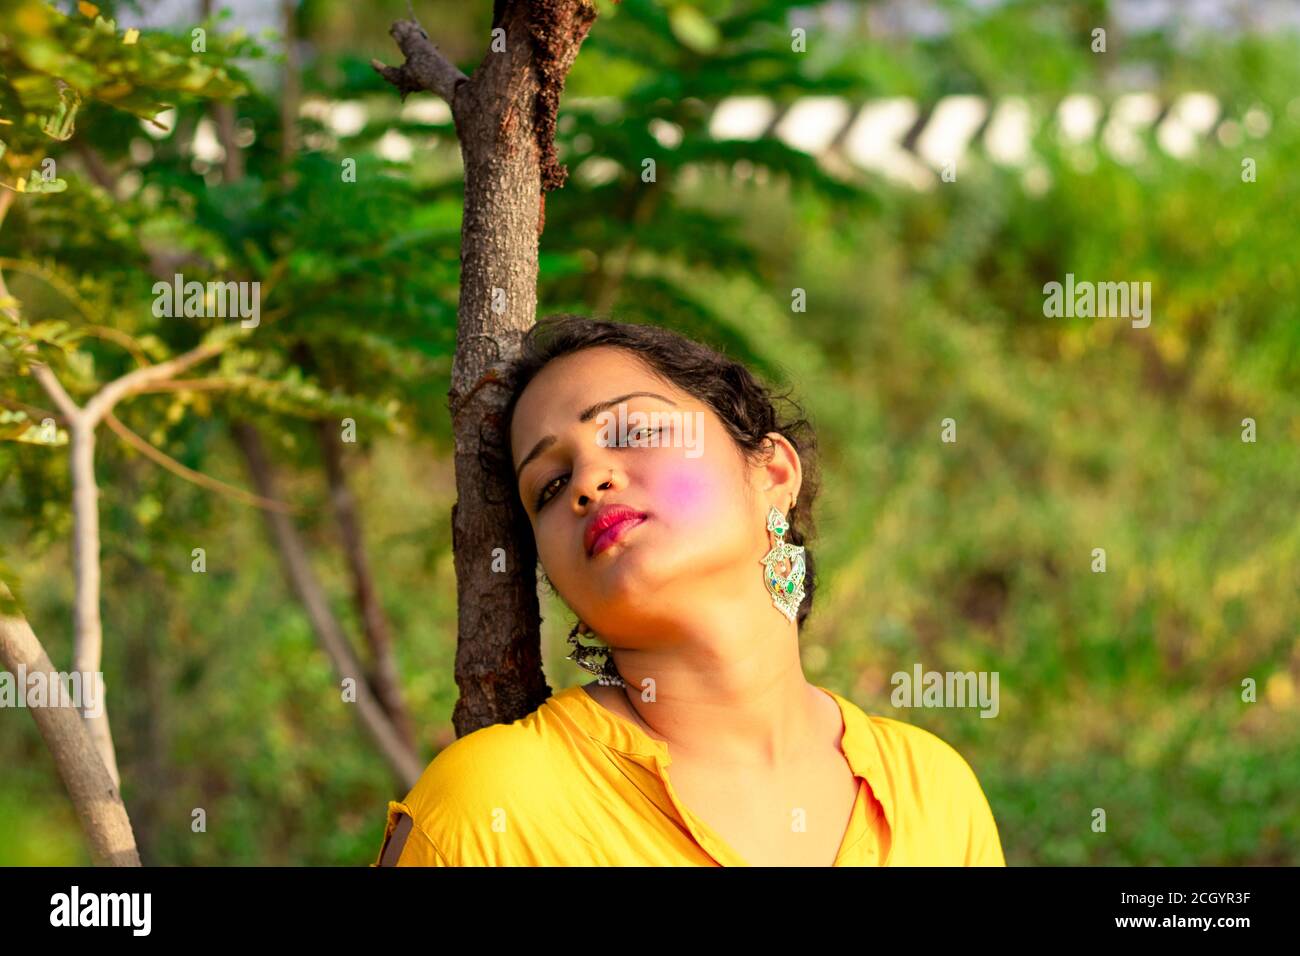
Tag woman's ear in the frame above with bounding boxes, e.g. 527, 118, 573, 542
758, 431, 802, 508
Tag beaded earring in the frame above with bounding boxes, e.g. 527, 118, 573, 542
761, 501, 806, 623
566, 620, 627, 687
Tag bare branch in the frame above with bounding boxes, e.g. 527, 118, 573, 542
2, 229, 126, 786
30, 342, 227, 430
105, 411, 301, 515
371, 19, 468, 105
82, 341, 225, 426
0, 582, 141, 866
231, 421, 423, 789
29, 362, 83, 424
201, 62, 424, 789
22, 340, 225, 789
315, 417, 416, 751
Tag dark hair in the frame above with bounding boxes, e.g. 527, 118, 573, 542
497, 314, 821, 631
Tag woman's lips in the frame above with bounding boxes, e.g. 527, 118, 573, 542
588, 515, 647, 557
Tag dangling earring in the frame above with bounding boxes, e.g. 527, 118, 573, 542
566, 620, 627, 687
761, 502, 806, 623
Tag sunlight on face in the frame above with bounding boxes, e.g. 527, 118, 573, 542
510, 347, 767, 641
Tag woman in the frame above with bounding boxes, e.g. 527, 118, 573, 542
374, 315, 1005, 866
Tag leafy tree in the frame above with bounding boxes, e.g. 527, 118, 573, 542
0, 0, 253, 864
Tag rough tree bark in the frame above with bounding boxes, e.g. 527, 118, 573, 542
372, 0, 602, 735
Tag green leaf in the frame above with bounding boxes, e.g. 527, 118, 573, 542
668, 5, 721, 53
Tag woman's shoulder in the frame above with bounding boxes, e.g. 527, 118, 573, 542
822, 685, 984, 781
400, 692, 574, 834
865, 712, 985, 781
863, 711, 998, 809
381, 688, 608, 865
860, 712, 1005, 864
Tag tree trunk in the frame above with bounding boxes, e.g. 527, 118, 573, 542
2, 194, 220, 861
0, 203, 128, 796
373, 0, 600, 736
67, 417, 122, 788
28, 343, 226, 793
0, 582, 141, 866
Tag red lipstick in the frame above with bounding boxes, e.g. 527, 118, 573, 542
584, 504, 648, 557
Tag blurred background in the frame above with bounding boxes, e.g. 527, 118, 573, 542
1, 0, 1297, 865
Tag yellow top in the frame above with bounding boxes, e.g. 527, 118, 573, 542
373, 683, 1006, 866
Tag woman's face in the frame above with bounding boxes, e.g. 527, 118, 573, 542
510, 346, 799, 643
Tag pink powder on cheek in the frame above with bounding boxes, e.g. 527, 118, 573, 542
655, 467, 719, 517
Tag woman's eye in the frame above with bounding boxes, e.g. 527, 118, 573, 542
533, 426, 668, 510
536, 475, 565, 509
627, 425, 666, 444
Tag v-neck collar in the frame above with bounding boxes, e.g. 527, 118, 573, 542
546, 683, 895, 866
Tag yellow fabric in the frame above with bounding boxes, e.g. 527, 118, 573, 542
372, 684, 1005, 866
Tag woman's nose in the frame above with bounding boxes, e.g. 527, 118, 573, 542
573, 466, 616, 507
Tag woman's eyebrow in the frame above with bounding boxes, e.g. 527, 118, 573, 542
515, 391, 679, 481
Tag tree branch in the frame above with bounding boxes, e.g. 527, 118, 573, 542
1, 212, 123, 788
29, 362, 82, 424
315, 417, 416, 751
81, 341, 225, 426
231, 421, 422, 790
203, 56, 424, 789
73, 141, 117, 194
104, 411, 301, 515
371, 18, 468, 106
0, 581, 141, 866
21, 341, 225, 789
